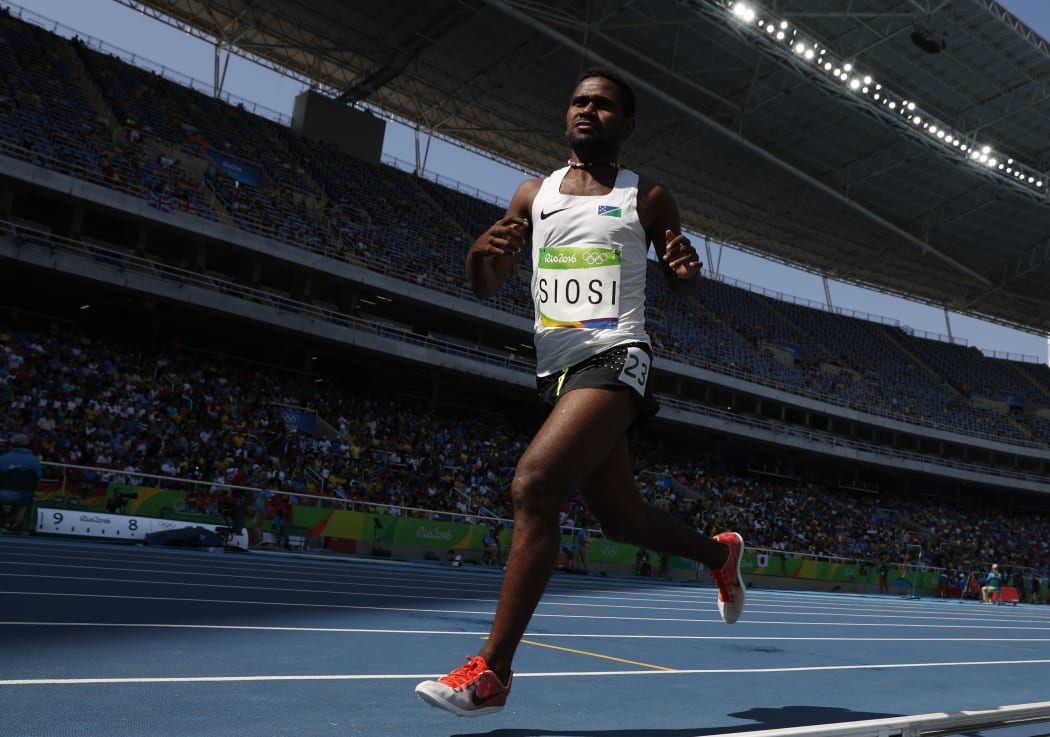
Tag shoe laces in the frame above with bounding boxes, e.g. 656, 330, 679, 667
438, 655, 489, 689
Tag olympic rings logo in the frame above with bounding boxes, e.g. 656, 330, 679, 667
582, 251, 614, 265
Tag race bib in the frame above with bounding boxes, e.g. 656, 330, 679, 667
536, 246, 621, 329
617, 345, 651, 398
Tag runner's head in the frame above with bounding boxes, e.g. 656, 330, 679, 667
566, 66, 636, 161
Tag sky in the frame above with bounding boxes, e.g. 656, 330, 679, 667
13, 0, 1050, 364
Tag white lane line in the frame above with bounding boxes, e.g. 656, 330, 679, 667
3, 575, 1044, 624
0, 562, 503, 593
2, 622, 1050, 642
4, 659, 1050, 686
3, 554, 1042, 619
2, 593, 1049, 630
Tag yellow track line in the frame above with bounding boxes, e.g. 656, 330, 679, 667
520, 638, 675, 671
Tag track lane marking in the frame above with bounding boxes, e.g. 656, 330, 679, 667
2, 591, 1050, 628
519, 637, 675, 671
3, 622, 1050, 642
4, 659, 1050, 686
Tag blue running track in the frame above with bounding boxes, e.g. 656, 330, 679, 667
2, 536, 1049, 737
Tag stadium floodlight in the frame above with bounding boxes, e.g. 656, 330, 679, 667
731, 1, 756, 23
719, 0, 1048, 199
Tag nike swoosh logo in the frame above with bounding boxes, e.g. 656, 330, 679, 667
539, 207, 569, 220
470, 692, 497, 709
471, 688, 503, 707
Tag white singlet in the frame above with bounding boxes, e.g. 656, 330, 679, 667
529, 166, 650, 377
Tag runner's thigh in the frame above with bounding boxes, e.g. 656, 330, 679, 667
515, 387, 636, 495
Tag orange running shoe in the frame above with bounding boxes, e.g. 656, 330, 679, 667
711, 531, 746, 624
415, 655, 512, 717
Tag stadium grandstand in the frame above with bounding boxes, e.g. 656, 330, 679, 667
0, 0, 1045, 579
1, 0, 1050, 590
5, 1, 1050, 733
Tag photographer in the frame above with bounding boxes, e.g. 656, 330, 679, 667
0, 434, 42, 533
105, 490, 139, 515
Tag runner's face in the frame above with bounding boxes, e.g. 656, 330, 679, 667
565, 76, 634, 152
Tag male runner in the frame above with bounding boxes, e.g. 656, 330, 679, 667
415, 66, 745, 717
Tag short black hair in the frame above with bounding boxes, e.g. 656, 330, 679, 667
575, 66, 636, 118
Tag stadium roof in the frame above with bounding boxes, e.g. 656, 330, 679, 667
125, 0, 1050, 336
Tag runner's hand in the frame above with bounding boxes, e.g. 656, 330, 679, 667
473, 217, 528, 259
663, 230, 702, 279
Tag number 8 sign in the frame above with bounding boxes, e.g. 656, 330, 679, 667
36, 508, 148, 540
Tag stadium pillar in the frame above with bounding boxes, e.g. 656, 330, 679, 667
135, 226, 148, 258
213, 41, 231, 99
338, 291, 355, 315
68, 205, 84, 240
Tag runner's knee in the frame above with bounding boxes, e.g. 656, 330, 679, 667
510, 464, 563, 515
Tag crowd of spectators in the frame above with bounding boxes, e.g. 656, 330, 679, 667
3, 10, 1050, 452
2, 8, 1050, 585
2, 318, 1049, 583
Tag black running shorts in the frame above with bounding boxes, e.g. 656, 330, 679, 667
536, 342, 660, 427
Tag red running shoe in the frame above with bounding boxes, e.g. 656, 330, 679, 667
415, 655, 512, 717
711, 532, 745, 624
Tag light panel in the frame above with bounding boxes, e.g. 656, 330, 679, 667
724, 1, 1046, 193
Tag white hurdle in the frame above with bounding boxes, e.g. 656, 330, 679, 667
700, 701, 1050, 737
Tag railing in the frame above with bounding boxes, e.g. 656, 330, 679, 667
2, 198, 1047, 453
0, 218, 536, 375
901, 325, 967, 346
8, 2, 292, 126
710, 272, 906, 329
701, 702, 1050, 737
659, 396, 1050, 485
984, 348, 1045, 364
6, 2, 1046, 373
656, 347, 1050, 451
23, 461, 931, 576
36, 460, 514, 527
382, 153, 510, 209
3, 136, 1049, 448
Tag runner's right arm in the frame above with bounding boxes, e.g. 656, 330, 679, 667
466, 179, 540, 299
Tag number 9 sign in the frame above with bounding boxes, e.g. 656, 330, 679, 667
35, 508, 147, 540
